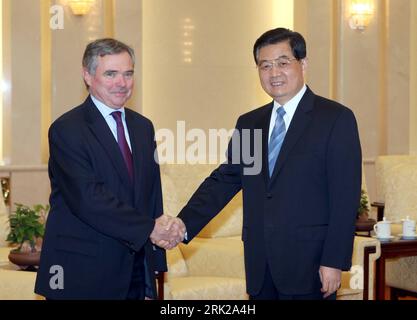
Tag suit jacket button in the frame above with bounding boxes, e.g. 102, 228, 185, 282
266, 193, 273, 199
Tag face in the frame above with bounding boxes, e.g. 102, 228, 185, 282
257, 41, 307, 105
83, 51, 134, 109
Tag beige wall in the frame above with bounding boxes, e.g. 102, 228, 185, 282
142, 0, 293, 134
411, 0, 417, 155
292, 0, 417, 201
51, 0, 143, 119
1, 0, 417, 204
0, 166, 50, 213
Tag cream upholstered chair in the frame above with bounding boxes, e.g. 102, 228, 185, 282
331, 163, 380, 300
374, 155, 417, 221
375, 155, 417, 203
160, 164, 380, 300
0, 184, 44, 300
0, 253, 42, 300
161, 164, 247, 299
0, 246, 43, 300
382, 162, 417, 297
165, 237, 247, 300
338, 236, 380, 300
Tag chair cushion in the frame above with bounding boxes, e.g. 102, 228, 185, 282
166, 246, 188, 279
167, 276, 247, 300
386, 257, 417, 293
0, 268, 43, 300
179, 237, 245, 278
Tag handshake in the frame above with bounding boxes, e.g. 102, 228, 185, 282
150, 215, 186, 250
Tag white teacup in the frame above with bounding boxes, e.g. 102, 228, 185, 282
402, 216, 416, 237
373, 220, 391, 239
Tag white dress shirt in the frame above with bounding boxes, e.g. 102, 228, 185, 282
90, 95, 132, 151
268, 85, 307, 143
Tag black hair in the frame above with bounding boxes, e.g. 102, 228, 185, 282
253, 27, 307, 64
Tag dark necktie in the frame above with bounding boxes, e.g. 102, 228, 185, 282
111, 111, 134, 181
268, 107, 286, 177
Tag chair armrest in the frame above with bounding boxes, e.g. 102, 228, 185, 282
371, 202, 385, 221
0, 268, 43, 300
352, 236, 381, 300
351, 236, 380, 265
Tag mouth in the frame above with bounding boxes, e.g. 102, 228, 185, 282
270, 80, 285, 87
112, 91, 128, 96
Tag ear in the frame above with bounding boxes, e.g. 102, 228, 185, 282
82, 68, 93, 87
301, 58, 308, 73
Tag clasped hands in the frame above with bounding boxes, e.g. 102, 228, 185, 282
150, 215, 186, 250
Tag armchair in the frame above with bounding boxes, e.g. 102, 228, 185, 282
373, 155, 417, 221
338, 236, 380, 300
165, 237, 247, 299
0, 247, 42, 300
0, 184, 43, 300
383, 162, 417, 298
160, 164, 247, 299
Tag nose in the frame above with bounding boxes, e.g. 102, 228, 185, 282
270, 64, 283, 77
115, 74, 127, 87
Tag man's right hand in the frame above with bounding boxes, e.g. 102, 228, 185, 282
150, 214, 186, 250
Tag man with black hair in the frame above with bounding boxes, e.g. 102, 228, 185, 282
175, 28, 361, 300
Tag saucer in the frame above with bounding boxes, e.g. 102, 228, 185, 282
372, 235, 395, 241
398, 234, 417, 240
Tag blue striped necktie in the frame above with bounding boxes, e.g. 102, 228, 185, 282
268, 107, 286, 177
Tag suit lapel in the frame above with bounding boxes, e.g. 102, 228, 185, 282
269, 88, 315, 182
84, 96, 133, 187
254, 102, 274, 187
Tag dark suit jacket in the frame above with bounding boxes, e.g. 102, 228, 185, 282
35, 96, 165, 299
178, 87, 362, 296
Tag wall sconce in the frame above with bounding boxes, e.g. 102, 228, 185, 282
68, 0, 95, 16
348, 0, 374, 31
1, 177, 10, 206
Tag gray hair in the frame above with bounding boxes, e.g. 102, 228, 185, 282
82, 38, 135, 75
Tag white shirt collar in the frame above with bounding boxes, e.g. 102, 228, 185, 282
272, 84, 307, 118
268, 85, 307, 141
90, 94, 126, 119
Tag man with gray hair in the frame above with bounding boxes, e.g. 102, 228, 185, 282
35, 38, 185, 300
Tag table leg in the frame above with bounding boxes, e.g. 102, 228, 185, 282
375, 256, 386, 300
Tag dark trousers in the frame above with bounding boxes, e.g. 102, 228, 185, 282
250, 264, 337, 300
126, 249, 146, 300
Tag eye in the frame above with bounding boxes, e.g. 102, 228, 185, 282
259, 63, 272, 71
104, 71, 117, 78
123, 71, 134, 79
278, 61, 289, 68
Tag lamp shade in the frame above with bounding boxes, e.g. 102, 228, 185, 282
68, 0, 95, 16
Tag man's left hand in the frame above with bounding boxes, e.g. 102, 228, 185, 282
319, 266, 341, 298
